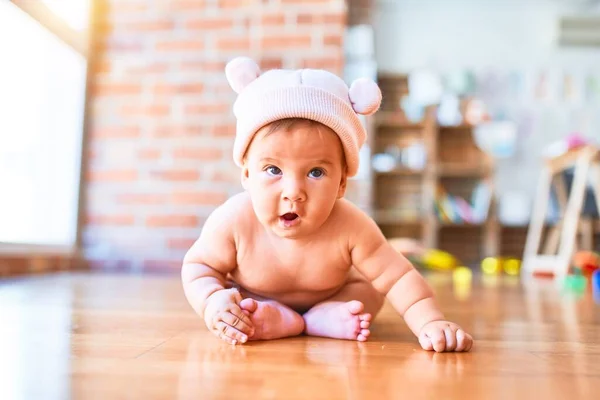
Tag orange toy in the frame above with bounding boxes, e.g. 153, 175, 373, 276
573, 251, 600, 276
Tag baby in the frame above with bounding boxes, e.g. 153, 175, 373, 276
181, 57, 473, 352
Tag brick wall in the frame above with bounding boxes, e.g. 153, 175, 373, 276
84, 0, 348, 272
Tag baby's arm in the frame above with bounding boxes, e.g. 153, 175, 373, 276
181, 201, 254, 344
348, 207, 473, 352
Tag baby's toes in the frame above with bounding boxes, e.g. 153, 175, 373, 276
359, 313, 372, 322
360, 320, 370, 329
239, 298, 257, 313
345, 300, 365, 315
357, 329, 370, 342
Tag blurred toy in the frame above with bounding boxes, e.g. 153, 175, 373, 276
437, 94, 463, 126
464, 98, 490, 126
481, 257, 501, 275
572, 250, 600, 276
563, 271, 587, 293
453, 266, 473, 284
422, 249, 459, 271
592, 270, 600, 301
502, 258, 521, 276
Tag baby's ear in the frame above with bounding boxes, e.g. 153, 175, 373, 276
337, 170, 348, 199
225, 57, 261, 94
241, 164, 250, 190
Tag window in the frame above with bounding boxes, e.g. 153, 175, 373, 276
0, 1, 90, 249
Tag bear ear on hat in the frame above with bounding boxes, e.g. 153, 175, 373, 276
225, 57, 261, 94
348, 78, 382, 116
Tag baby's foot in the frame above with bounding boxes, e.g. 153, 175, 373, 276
239, 298, 305, 340
303, 300, 372, 342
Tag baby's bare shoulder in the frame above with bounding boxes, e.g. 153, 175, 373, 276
330, 199, 374, 228
330, 199, 386, 248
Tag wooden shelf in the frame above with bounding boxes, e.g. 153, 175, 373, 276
374, 168, 424, 177
373, 210, 422, 225
375, 111, 424, 129
437, 164, 490, 177
439, 124, 474, 131
370, 72, 499, 264
438, 222, 485, 227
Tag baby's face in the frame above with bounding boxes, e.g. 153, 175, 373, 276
242, 121, 347, 239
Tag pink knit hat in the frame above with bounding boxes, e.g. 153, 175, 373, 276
225, 57, 382, 177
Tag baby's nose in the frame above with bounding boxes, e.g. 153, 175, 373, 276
282, 178, 306, 202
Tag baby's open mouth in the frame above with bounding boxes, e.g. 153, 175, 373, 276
281, 212, 298, 221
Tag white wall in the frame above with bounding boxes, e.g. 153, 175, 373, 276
373, 0, 600, 221
375, 0, 600, 72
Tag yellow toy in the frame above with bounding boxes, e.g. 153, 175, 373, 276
481, 257, 501, 275
422, 249, 459, 271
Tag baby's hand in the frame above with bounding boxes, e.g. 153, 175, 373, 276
418, 320, 473, 352
203, 288, 255, 345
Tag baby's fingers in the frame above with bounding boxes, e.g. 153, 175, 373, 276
214, 321, 249, 345
221, 307, 254, 336
455, 329, 473, 352
418, 333, 433, 351
444, 326, 457, 352
429, 329, 447, 352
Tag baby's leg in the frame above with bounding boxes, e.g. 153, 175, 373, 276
303, 269, 385, 342
234, 286, 305, 341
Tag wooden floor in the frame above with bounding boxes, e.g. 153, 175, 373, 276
0, 271, 599, 400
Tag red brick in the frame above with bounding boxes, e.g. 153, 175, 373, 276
151, 125, 204, 137
146, 215, 199, 227
138, 148, 161, 160
180, 60, 225, 72
93, 82, 142, 96
301, 56, 344, 70
125, 62, 170, 75
119, 104, 171, 117
216, 36, 251, 51
260, 58, 283, 70
153, 83, 204, 95
210, 170, 238, 183
261, 34, 311, 50
90, 126, 140, 139
150, 169, 200, 181
172, 147, 223, 160
184, 103, 229, 115
124, 20, 174, 32
169, 0, 206, 10
324, 34, 343, 47
171, 190, 228, 205
155, 39, 204, 52
218, 0, 257, 8
117, 193, 167, 205
185, 17, 234, 30
297, 13, 345, 25
167, 238, 197, 250
324, 13, 346, 25
210, 124, 236, 137
261, 13, 286, 25
98, 38, 144, 53
86, 214, 135, 226
87, 169, 138, 182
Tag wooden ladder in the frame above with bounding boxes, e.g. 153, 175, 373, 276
522, 145, 600, 278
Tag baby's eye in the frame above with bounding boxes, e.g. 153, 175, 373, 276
266, 166, 282, 176
308, 168, 325, 178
